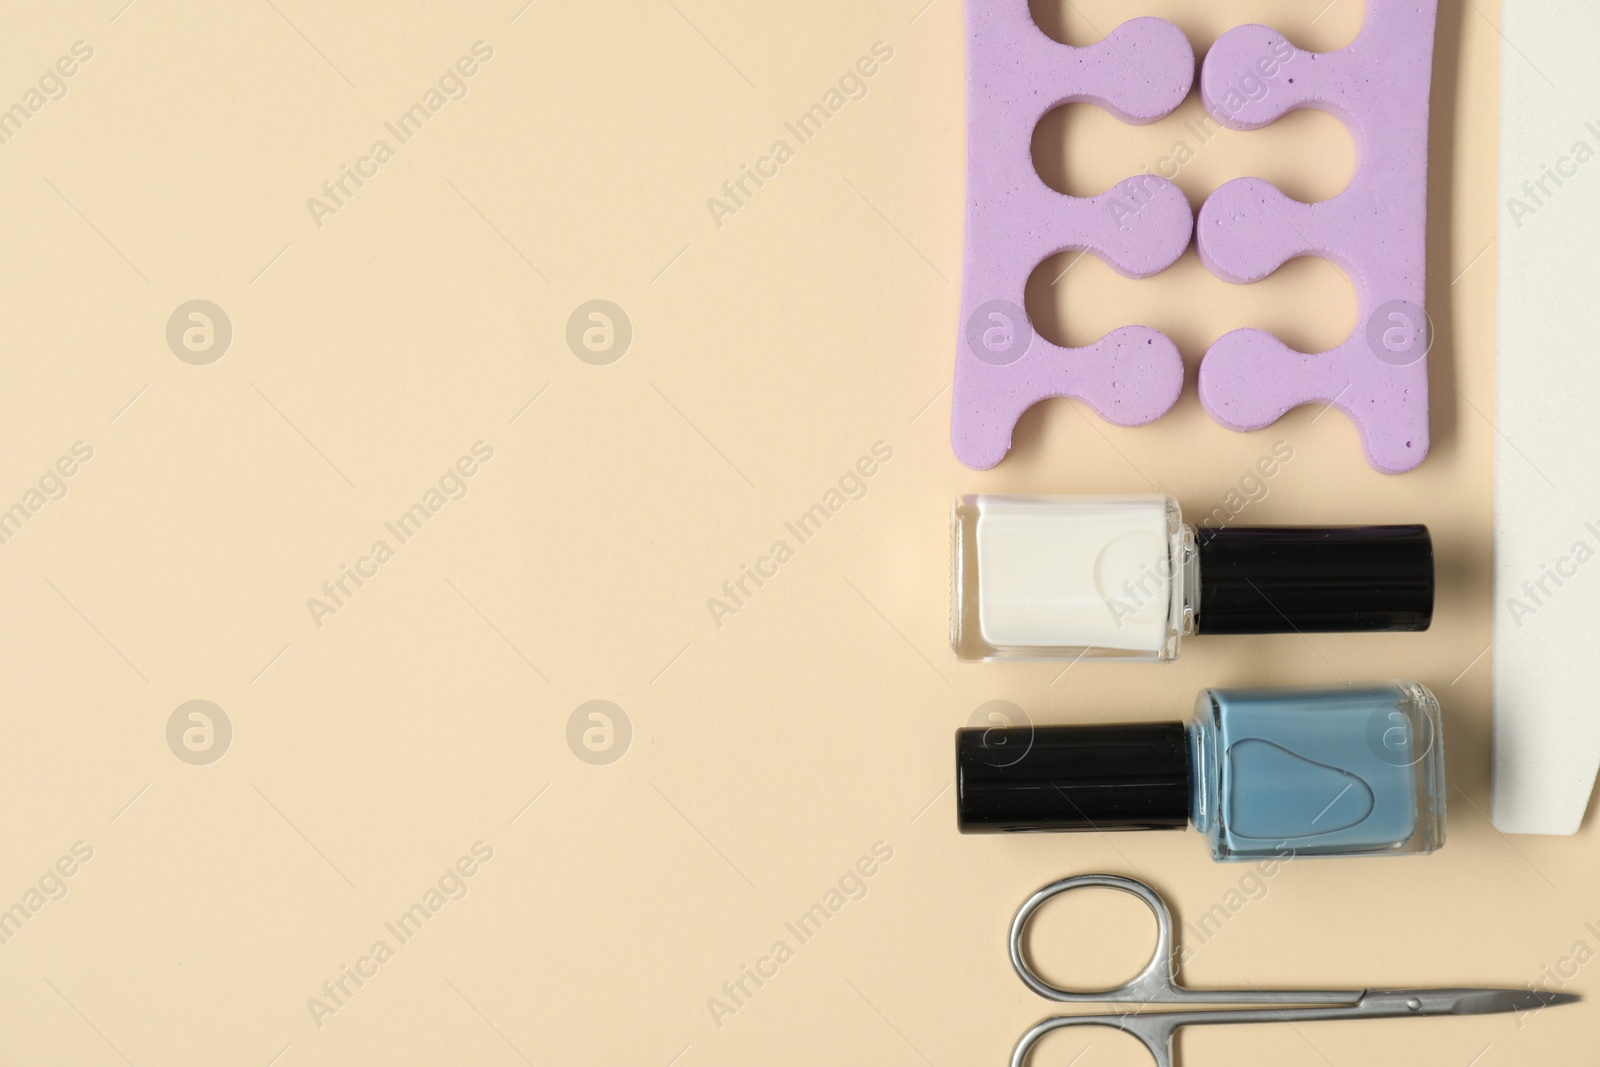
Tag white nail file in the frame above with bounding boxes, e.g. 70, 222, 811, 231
1493, 2, 1600, 834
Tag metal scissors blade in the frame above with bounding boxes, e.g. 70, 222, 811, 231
1009, 875, 1581, 1067
1431, 988, 1580, 1015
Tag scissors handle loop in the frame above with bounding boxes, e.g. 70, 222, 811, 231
1009, 873, 1188, 1005
1011, 1012, 1182, 1067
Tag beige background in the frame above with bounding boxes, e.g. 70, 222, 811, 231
0, 0, 1589, 1064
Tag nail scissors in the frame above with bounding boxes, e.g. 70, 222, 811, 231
1009, 874, 1577, 1067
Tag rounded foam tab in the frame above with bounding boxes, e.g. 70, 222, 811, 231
953, 10, 1195, 471
1196, 5, 1440, 474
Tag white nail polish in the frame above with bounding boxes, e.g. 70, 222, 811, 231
951, 495, 1433, 662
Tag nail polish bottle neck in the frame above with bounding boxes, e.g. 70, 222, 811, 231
1186, 700, 1220, 838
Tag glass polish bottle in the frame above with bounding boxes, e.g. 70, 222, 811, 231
951, 495, 1433, 662
956, 681, 1446, 861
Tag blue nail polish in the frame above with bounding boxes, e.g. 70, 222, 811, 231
1191, 682, 1445, 860
957, 681, 1446, 861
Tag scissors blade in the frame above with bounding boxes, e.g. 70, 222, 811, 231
1364, 988, 1581, 1017
1444, 988, 1580, 1015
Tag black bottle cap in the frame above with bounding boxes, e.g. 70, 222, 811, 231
956, 723, 1190, 834
1195, 525, 1433, 635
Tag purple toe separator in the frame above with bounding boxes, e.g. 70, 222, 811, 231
953, 9, 1195, 471
1196, 3, 1440, 473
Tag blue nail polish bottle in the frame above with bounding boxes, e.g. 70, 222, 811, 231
956, 681, 1446, 861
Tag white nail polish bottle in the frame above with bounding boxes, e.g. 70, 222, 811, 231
950, 495, 1433, 662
